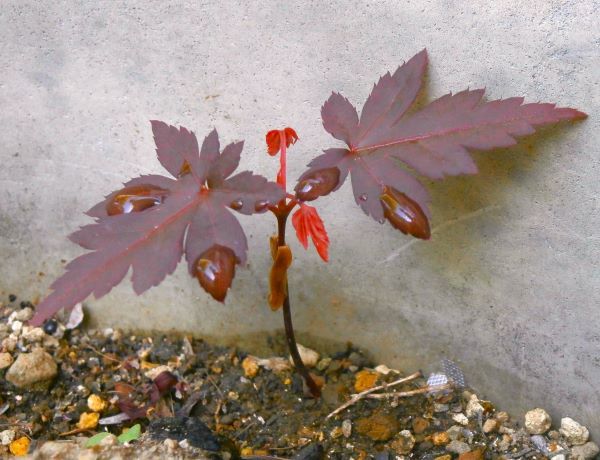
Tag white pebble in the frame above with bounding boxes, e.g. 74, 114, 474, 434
11, 321, 23, 333
525, 408, 552, 434
465, 395, 484, 417
0, 429, 15, 445
290, 343, 320, 368
452, 413, 469, 426
559, 417, 589, 446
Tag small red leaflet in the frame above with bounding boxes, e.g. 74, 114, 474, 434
30, 122, 284, 326
297, 49, 586, 238
292, 203, 330, 262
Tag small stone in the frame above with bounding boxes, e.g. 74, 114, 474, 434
2, 336, 17, 352
525, 408, 552, 434
291, 344, 320, 368
6, 349, 57, 389
530, 434, 548, 452
495, 411, 510, 423
374, 364, 398, 375
412, 417, 430, 434
99, 434, 118, 447
14, 307, 33, 322
0, 352, 13, 369
356, 413, 400, 441
342, 419, 352, 438
391, 430, 415, 455
354, 369, 379, 392
21, 327, 45, 342
446, 440, 471, 454
330, 426, 344, 439
559, 417, 589, 446
257, 356, 291, 372
434, 403, 449, 412
465, 395, 484, 418
87, 394, 107, 412
571, 442, 600, 460
316, 357, 332, 371
144, 364, 173, 380
458, 447, 484, 460
452, 413, 469, 426
552, 455, 566, 460
164, 438, 178, 450
242, 356, 259, 378
432, 431, 450, 446
11, 321, 23, 333
446, 425, 463, 441
77, 412, 100, 430
482, 418, 499, 433
9, 436, 30, 456
0, 430, 15, 445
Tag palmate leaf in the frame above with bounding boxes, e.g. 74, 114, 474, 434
299, 49, 586, 236
31, 122, 284, 326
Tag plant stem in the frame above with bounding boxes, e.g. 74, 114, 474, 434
276, 212, 321, 397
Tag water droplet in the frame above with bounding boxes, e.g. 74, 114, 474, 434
229, 199, 243, 210
379, 186, 430, 239
359, 193, 368, 201
255, 200, 269, 213
294, 167, 340, 201
106, 184, 169, 216
194, 245, 237, 302
378, 218, 385, 224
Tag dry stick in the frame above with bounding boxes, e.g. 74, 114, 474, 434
364, 383, 453, 399
325, 371, 422, 419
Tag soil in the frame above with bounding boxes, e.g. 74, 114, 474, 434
0, 295, 594, 459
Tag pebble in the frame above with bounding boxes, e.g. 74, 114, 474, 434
552, 455, 566, 460
0, 429, 15, 445
144, 364, 173, 380
465, 395, 484, 418
452, 413, 469, 426
530, 434, 548, 452
446, 440, 471, 454
5, 348, 57, 388
524, 408, 552, 434
291, 344, 320, 368
316, 357, 332, 371
571, 442, 600, 459
0, 352, 13, 369
482, 418, 499, 433
432, 431, 450, 446
374, 364, 398, 375
391, 430, 415, 455
446, 426, 463, 441
2, 336, 17, 352
21, 327, 45, 342
99, 433, 118, 447
354, 369, 379, 392
9, 436, 30, 456
356, 413, 399, 441
458, 447, 484, 460
559, 417, 589, 446
11, 320, 23, 333
87, 394, 107, 412
434, 403, 450, 412
77, 412, 100, 430
412, 417, 430, 434
342, 419, 352, 438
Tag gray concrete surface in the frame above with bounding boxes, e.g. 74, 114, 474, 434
1, 0, 598, 435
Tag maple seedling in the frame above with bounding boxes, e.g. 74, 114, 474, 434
30, 50, 585, 397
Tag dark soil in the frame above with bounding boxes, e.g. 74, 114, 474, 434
0, 295, 592, 459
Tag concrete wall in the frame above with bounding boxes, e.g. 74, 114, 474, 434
1, 0, 598, 434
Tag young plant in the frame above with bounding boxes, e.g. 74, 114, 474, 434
30, 50, 585, 396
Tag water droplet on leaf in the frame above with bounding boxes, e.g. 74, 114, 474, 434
194, 245, 237, 302
254, 200, 269, 213
229, 199, 243, 210
106, 185, 169, 216
379, 186, 430, 239
359, 193, 368, 201
294, 167, 340, 201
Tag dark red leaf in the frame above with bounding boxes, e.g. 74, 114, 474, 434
31, 125, 284, 326
300, 49, 586, 235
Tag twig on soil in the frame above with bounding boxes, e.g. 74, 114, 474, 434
325, 371, 422, 419
364, 383, 453, 399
